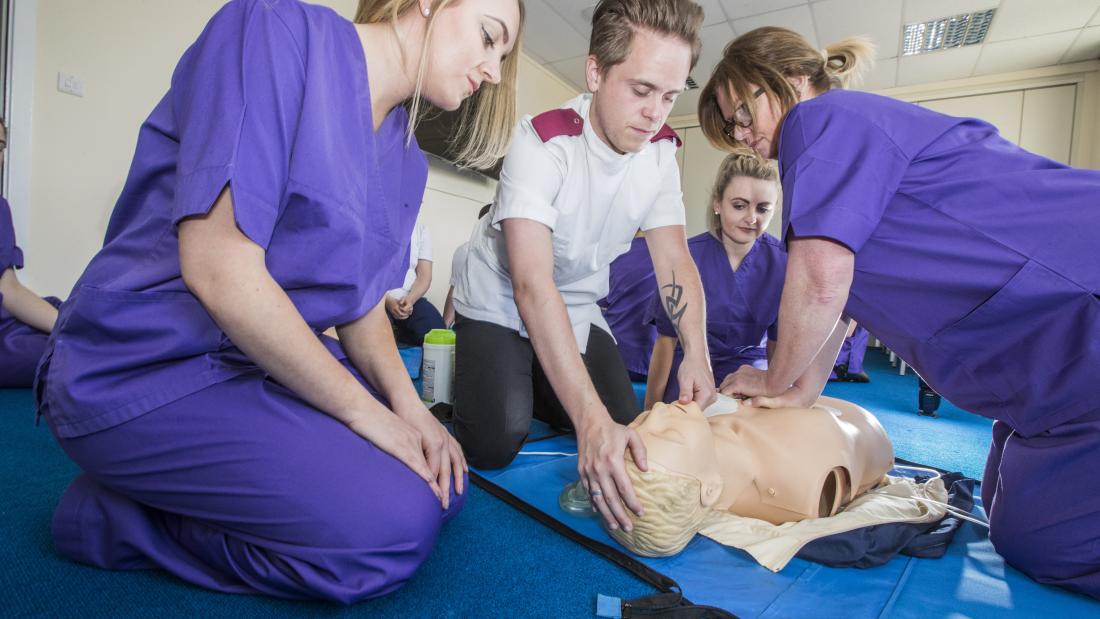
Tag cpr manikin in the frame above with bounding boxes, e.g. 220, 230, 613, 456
608, 398, 906, 558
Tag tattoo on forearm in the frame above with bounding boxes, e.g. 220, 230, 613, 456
661, 271, 687, 339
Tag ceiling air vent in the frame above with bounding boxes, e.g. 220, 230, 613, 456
685, 76, 699, 90
902, 9, 996, 56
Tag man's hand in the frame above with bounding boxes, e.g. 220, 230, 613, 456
576, 416, 647, 532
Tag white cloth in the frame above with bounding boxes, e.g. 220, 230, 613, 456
450, 242, 469, 288
388, 217, 432, 300
697, 475, 949, 572
453, 94, 685, 352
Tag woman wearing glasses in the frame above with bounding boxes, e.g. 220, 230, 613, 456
699, 26, 1100, 600
643, 151, 786, 408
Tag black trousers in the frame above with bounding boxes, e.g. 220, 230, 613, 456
452, 313, 640, 469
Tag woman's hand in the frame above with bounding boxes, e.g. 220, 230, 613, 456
719, 366, 816, 409
718, 365, 769, 399
394, 402, 467, 509
345, 409, 442, 503
577, 415, 648, 532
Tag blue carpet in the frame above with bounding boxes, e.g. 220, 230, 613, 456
0, 347, 995, 617
823, 349, 993, 479
0, 389, 653, 617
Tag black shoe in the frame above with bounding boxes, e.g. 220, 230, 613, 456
829, 364, 848, 382
845, 371, 871, 383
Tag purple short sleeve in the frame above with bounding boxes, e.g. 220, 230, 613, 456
779, 103, 909, 253
170, 0, 306, 249
646, 291, 677, 338
0, 197, 23, 272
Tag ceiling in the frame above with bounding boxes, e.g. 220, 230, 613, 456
522, 0, 1100, 118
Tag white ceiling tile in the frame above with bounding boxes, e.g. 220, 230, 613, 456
858, 56, 898, 91
521, 0, 590, 63
671, 87, 703, 118
720, 0, 807, 21
896, 44, 981, 85
697, 0, 730, 26
974, 30, 1080, 74
547, 0, 594, 40
1092, 7, 1100, 26
732, 4, 819, 48
812, 0, 903, 59
547, 55, 589, 93
1063, 26, 1100, 62
986, 0, 1100, 42
692, 22, 736, 83
902, 0, 999, 24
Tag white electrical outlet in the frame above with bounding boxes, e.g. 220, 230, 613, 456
57, 72, 85, 97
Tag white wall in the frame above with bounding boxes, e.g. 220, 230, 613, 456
18, 0, 577, 310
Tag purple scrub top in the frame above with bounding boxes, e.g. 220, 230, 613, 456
647, 231, 786, 398
0, 197, 23, 277
779, 89, 1100, 436
39, 0, 427, 438
599, 236, 657, 376
1, 195, 26, 323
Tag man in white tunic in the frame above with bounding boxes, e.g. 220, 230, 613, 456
453, 0, 715, 534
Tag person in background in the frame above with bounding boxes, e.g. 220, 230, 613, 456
646, 151, 785, 408
598, 232, 656, 383
443, 203, 491, 328
830, 322, 870, 383
0, 116, 61, 388
386, 214, 445, 345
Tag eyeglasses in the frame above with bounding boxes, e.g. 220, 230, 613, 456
722, 87, 766, 139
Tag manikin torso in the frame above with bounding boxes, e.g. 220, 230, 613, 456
631, 397, 893, 525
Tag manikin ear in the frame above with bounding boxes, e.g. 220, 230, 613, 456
699, 471, 723, 508
585, 55, 602, 93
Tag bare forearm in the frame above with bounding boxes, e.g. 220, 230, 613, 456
515, 280, 605, 428
192, 266, 380, 423
0, 269, 57, 332
404, 262, 432, 304
792, 318, 850, 400
338, 300, 423, 413
766, 239, 853, 393
654, 260, 707, 360
644, 335, 675, 409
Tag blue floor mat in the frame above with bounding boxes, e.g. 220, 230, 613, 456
478, 435, 1100, 618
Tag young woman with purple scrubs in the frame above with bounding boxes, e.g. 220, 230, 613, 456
1, 117, 61, 387
36, 0, 523, 603
644, 152, 786, 408
701, 27, 1100, 600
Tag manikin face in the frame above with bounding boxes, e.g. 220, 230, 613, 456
420, 0, 521, 111
714, 176, 777, 247
585, 28, 692, 154
630, 402, 723, 507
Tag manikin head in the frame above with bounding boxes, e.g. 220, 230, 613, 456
608, 402, 723, 556
584, 0, 704, 154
